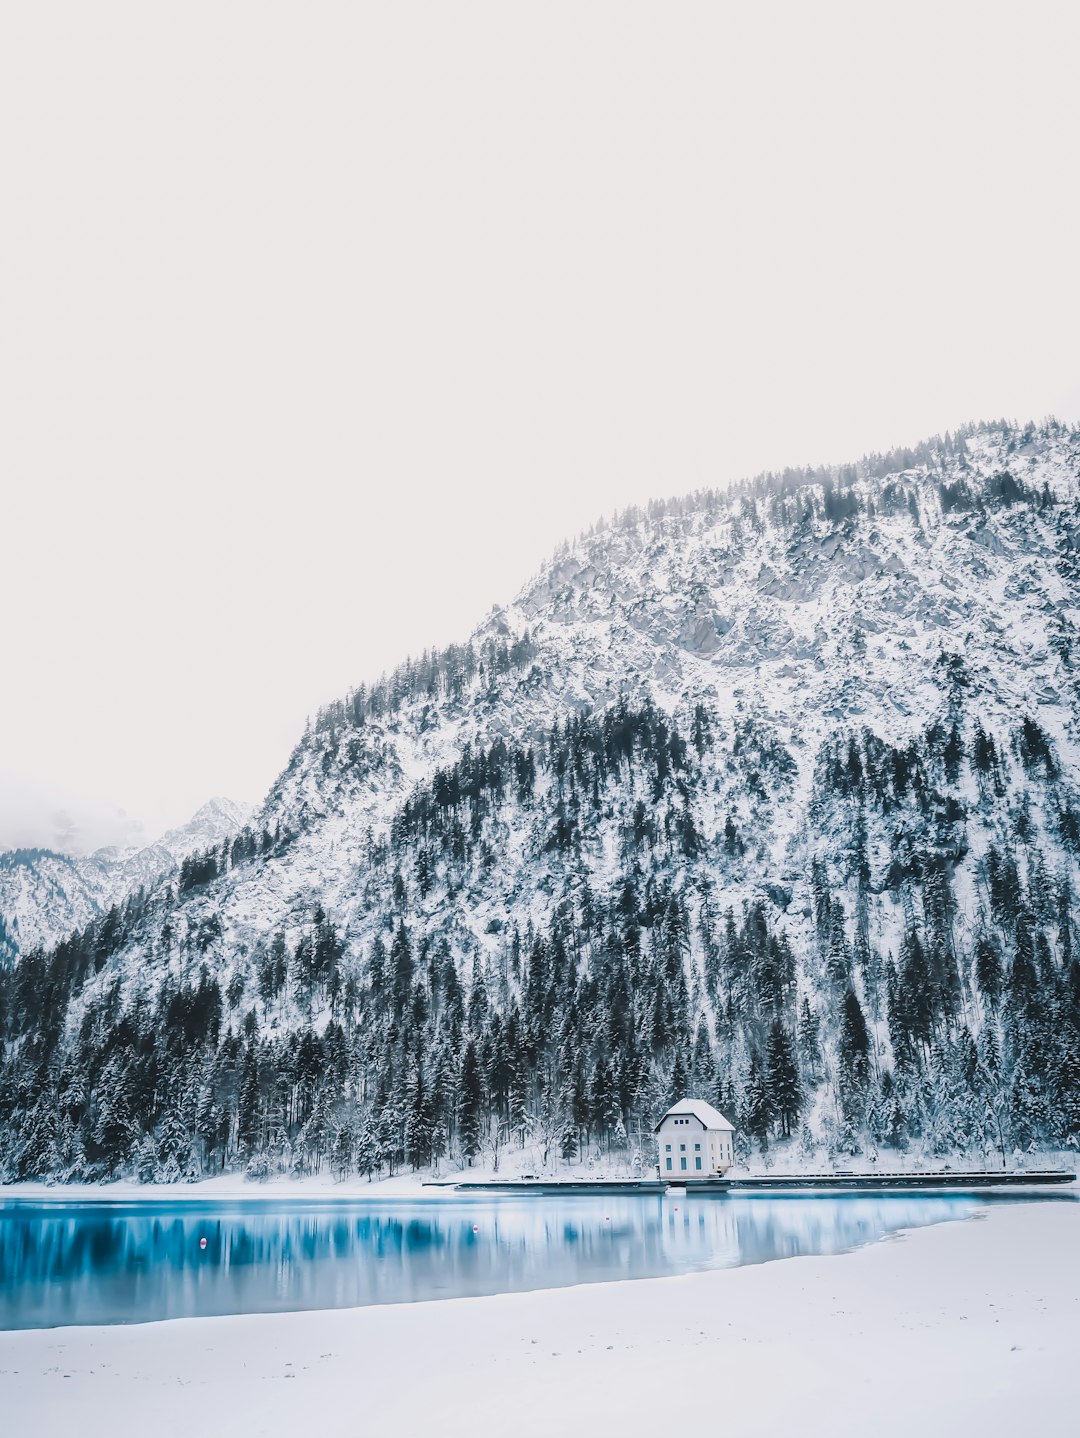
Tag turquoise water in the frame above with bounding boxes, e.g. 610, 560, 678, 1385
0, 1189, 1053, 1329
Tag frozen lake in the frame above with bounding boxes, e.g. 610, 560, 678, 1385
0, 1188, 1051, 1329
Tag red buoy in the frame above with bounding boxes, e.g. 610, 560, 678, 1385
199, 1237, 207, 1249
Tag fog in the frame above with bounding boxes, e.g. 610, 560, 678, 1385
2, 2, 1078, 850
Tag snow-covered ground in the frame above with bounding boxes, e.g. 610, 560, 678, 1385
1, 1192, 1076, 1437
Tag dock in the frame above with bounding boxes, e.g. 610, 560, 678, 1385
429, 1169, 1075, 1196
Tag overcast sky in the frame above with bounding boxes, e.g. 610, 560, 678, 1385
2, 2, 1078, 854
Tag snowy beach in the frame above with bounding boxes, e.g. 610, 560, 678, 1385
2, 1193, 1076, 1438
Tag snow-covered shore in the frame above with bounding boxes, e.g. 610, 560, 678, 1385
3, 1140, 1074, 1202
1, 1196, 1077, 1437
1, 1170, 438, 1201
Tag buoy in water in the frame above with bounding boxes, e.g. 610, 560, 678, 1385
199, 1237, 207, 1249
472, 1224, 479, 1233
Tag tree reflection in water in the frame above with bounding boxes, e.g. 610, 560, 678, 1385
0, 1191, 1007, 1329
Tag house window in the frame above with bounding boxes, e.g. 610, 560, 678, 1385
695, 1157, 702, 1170
665, 1144, 671, 1152
666, 1157, 673, 1171
679, 1143, 686, 1151
680, 1157, 687, 1170
694, 1143, 701, 1151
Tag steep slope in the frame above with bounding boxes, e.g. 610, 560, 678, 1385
0, 798, 252, 963
3, 419, 1080, 1183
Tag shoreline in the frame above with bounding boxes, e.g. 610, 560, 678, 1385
3, 1168, 1075, 1204
1, 1199, 1077, 1437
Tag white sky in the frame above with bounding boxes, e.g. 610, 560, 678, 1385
2, 1, 1079, 854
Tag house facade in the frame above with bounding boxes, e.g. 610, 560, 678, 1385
654, 1097, 735, 1177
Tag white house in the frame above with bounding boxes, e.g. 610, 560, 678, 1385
655, 1098, 735, 1177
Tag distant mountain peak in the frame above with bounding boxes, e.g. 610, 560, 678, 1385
0, 795, 252, 962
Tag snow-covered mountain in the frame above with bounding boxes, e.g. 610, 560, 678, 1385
141, 419, 1080, 979
0, 797, 252, 963
4, 419, 1080, 1183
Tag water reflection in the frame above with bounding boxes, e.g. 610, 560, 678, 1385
0, 1190, 1050, 1330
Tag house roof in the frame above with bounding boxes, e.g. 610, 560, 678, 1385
654, 1098, 735, 1134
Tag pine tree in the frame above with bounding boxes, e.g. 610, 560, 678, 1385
457, 1041, 484, 1164
837, 988, 871, 1123
975, 933, 1002, 1008
765, 1019, 801, 1138
559, 1120, 578, 1163
404, 1064, 432, 1169
391, 923, 414, 1018
797, 997, 821, 1081
330, 1116, 355, 1179
92, 1053, 137, 1177
745, 1052, 774, 1147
